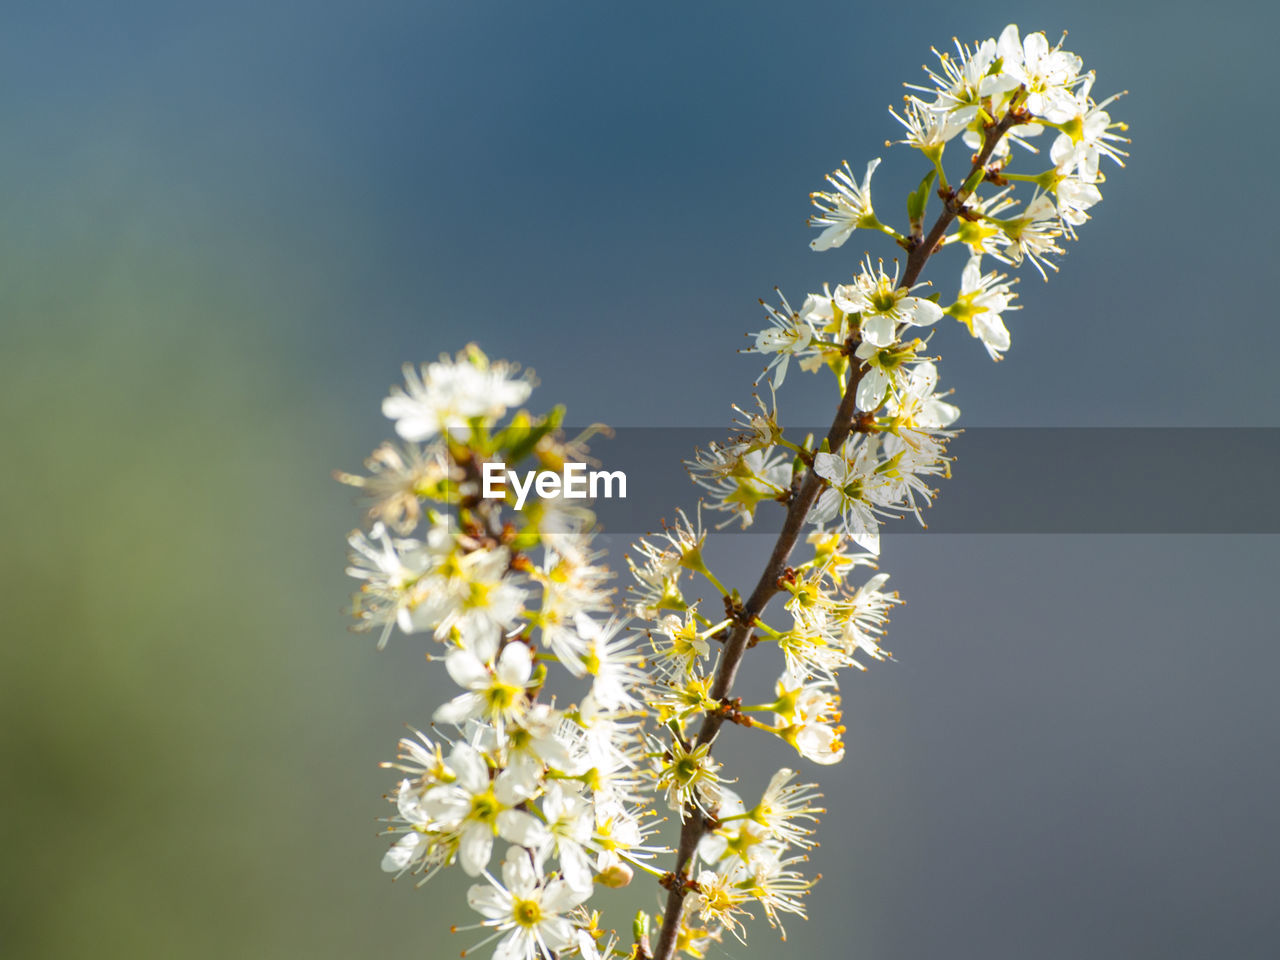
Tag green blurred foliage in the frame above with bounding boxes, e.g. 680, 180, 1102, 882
0, 221, 456, 957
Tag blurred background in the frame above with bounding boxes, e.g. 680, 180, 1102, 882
3, 1, 1277, 958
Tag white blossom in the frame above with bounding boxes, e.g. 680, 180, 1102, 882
889, 96, 968, 150
335, 440, 449, 534
835, 257, 943, 348
654, 736, 724, 818
411, 546, 527, 658
383, 350, 533, 442
993, 192, 1064, 280
770, 673, 845, 766
810, 437, 887, 555
421, 743, 545, 876
1047, 73, 1128, 181
808, 157, 881, 251
435, 641, 536, 731
947, 257, 1020, 360
908, 36, 1019, 124
464, 847, 590, 960
745, 289, 818, 387
995, 23, 1085, 119
345, 522, 436, 649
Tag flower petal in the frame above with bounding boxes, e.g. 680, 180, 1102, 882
901, 297, 943, 327
860, 314, 896, 347
498, 810, 549, 849
449, 743, 489, 794
458, 823, 493, 876
381, 833, 424, 873
496, 642, 533, 686
445, 648, 489, 690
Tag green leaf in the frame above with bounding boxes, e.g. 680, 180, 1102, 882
502, 405, 566, 462
907, 169, 937, 228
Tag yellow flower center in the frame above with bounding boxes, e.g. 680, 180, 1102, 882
512, 898, 542, 928
469, 787, 502, 825
870, 283, 899, 313
674, 756, 700, 783
486, 681, 520, 713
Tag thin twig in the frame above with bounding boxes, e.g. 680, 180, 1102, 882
649, 99, 1024, 960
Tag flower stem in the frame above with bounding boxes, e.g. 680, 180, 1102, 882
648, 98, 1024, 960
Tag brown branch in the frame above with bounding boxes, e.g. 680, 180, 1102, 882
649, 97, 1025, 960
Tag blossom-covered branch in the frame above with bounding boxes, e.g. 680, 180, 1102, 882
338, 23, 1127, 960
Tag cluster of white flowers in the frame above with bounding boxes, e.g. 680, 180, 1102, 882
341, 24, 1126, 960
732, 22, 1125, 549
341, 347, 668, 960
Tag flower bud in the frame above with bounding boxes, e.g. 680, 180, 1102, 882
597, 863, 634, 888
